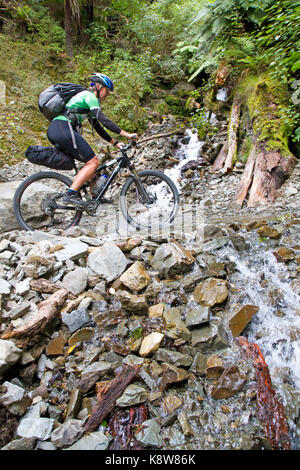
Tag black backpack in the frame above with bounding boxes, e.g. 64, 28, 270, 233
38, 83, 86, 121
25, 145, 75, 171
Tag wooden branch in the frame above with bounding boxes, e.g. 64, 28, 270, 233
211, 142, 228, 172
1, 288, 68, 347
84, 365, 140, 433
138, 128, 186, 144
223, 96, 241, 173
235, 142, 256, 207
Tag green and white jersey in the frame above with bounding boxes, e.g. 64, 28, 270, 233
53, 90, 100, 124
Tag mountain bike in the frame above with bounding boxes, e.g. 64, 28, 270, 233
13, 141, 180, 233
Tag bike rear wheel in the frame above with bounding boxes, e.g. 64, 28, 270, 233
120, 170, 179, 231
13, 171, 82, 232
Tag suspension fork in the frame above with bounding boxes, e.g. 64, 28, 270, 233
129, 167, 153, 204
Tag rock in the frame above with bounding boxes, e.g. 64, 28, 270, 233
257, 225, 281, 239
150, 242, 195, 278
135, 419, 162, 448
78, 361, 112, 393
62, 268, 88, 296
119, 261, 151, 292
178, 411, 194, 436
50, 419, 84, 448
185, 306, 210, 327
163, 307, 191, 341
205, 355, 224, 379
87, 241, 127, 282
273, 247, 295, 262
189, 352, 207, 376
61, 308, 91, 334
139, 332, 164, 357
15, 278, 30, 296
149, 303, 165, 318
0, 181, 26, 232
116, 384, 148, 407
0, 381, 32, 416
161, 394, 182, 415
116, 290, 148, 314
0, 278, 11, 294
17, 417, 54, 441
159, 363, 189, 391
1, 437, 36, 450
65, 431, 109, 450
154, 348, 193, 367
193, 278, 228, 306
211, 366, 246, 399
3, 301, 31, 320
67, 327, 94, 346
0, 339, 22, 375
228, 305, 259, 337
46, 334, 66, 356
53, 242, 88, 262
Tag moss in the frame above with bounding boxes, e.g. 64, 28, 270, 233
241, 73, 293, 156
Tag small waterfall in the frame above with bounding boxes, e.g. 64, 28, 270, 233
217, 235, 300, 446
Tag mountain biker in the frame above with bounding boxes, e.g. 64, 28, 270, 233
46, 73, 137, 207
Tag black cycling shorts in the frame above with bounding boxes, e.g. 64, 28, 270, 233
47, 119, 96, 163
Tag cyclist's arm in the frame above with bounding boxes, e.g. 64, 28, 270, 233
90, 108, 121, 134
89, 117, 114, 143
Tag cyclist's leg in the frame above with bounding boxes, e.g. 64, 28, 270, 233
47, 120, 98, 205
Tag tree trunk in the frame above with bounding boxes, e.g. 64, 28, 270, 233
222, 95, 241, 173
235, 76, 297, 207
64, 0, 73, 58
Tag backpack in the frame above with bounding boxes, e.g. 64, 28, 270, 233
25, 145, 75, 171
38, 83, 86, 121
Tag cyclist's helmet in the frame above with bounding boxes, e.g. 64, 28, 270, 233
90, 73, 114, 91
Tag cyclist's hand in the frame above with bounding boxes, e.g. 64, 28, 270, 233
127, 133, 137, 140
115, 142, 125, 150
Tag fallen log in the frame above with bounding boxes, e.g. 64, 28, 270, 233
30, 278, 61, 294
84, 364, 140, 433
138, 128, 186, 144
211, 142, 228, 172
1, 288, 68, 348
235, 76, 297, 206
237, 336, 291, 450
222, 95, 241, 173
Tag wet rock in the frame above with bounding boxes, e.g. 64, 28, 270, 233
185, 306, 210, 327
149, 303, 165, 318
161, 393, 183, 415
0, 381, 32, 416
257, 226, 281, 239
273, 247, 295, 262
50, 419, 84, 448
62, 268, 88, 296
65, 431, 109, 450
189, 352, 208, 376
78, 361, 112, 393
159, 363, 189, 391
193, 278, 228, 306
87, 241, 127, 282
17, 417, 55, 441
163, 307, 191, 341
116, 384, 148, 407
65, 389, 82, 420
178, 411, 194, 437
116, 290, 148, 314
154, 348, 193, 367
119, 261, 151, 292
135, 418, 162, 448
46, 334, 66, 356
211, 366, 246, 399
139, 332, 164, 357
0, 339, 22, 375
61, 308, 91, 334
150, 242, 195, 278
205, 355, 224, 379
228, 305, 259, 338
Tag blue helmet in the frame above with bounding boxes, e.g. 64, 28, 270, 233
90, 73, 114, 91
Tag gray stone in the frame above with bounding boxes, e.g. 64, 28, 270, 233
4, 301, 31, 320
78, 361, 112, 393
62, 268, 88, 296
185, 306, 210, 327
135, 419, 162, 448
54, 242, 88, 262
87, 241, 127, 282
116, 384, 148, 407
150, 242, 195, 278
50, 419, 84, 448
1, 438, 36, 451
61, 308, 91, 333
65, 431, 109, 450
0, 279, 11, 294
0, 339, 22, 375
17, 417, 55, 440
35, 441, 57, 451
0, 381, 27, 406
154, 348, 193, 367
15, 278, 30, 296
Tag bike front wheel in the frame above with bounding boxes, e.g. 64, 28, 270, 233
120, 170, 179, 231
13, 171, 82, 232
